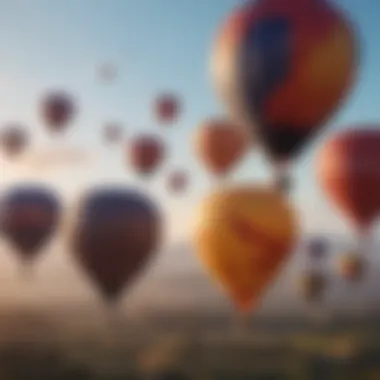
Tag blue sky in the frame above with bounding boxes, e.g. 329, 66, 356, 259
0, 0, 379, 242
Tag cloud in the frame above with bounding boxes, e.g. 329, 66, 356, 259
0, 145, 96, 182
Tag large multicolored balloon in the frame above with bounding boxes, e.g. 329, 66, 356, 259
193, 118, 248, 179
128, 134, 166, 177
40, 90, 76, 132
0, 124, 29, 158
193, 185, 298, 314
211, 0, 358, 189
0, 185, 61, 264
154, 94, 180, 125
69, 187, 162, 303
317, 127, 380, 236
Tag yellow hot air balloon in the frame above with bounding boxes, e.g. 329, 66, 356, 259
193, 185, 298, 314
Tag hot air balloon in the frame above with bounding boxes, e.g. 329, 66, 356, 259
211, 0, 359, 192
69, 186, 162, 303
307, 236, 329, 261
317, 127, 380, 253
0, 185, 61, 271
193, 185, 298, 314
167, 170, 189, 194
193, 118, 248, 181
103, 122, 123, 144
97, 62, 118, 83
338, 252, 365, 283
128, 134, 166, 178
0, 124, 29, 158
154, 94, 180, 125
297, 270, 327, 303
40, 90, 76, 133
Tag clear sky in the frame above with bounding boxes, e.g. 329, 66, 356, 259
0, 0, 379, 243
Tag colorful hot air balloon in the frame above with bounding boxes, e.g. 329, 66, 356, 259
103, 122, 123, 144
193, 185, 298, 314
0, 124, 29, 158
0, 185, 61, 267
317, 127, 380, 251
211, 0, 359, 191
128, 134, 166, 177
154, 94, 180, 125
69, 187, 162, 303
167, 170, 189, 194
193, 118, 248, 180
40, 90, 76, 133
297, 270, 327, 303
338, 252, 365, 283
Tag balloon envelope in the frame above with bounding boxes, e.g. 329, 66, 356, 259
0, 185, 61, 262
193, 185, 298, 313
297, 271, 326, 302
0, 124, 28, 158
307, 236, 329, 261
69, 187, 162, 302
103, 122, 123, 144
40, 91, 76, 132
167, 170, 189, 194
128, 134, 166, 177
211, 0, 358, 162
317, 127, 380, 232
194, 118, 248, 178
338, 252, 365, 282
154, 94, 180, 124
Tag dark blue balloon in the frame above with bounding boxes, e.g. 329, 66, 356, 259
0, 184, 61, 261
70, 186, 162, 302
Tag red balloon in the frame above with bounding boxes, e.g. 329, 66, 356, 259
0, 124, 28, 158
128, 134, 166, 177
167, 170, 189, 194
317, 127, 380, 233
154, 94, 180, 124
40, 90, 76, 132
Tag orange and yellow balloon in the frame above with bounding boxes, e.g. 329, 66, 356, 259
193, 185, 298, 314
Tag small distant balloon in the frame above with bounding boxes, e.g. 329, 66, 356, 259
69, 187, 162, 303
193, 118, 249, 180
0, 184, 61, 266
167, 170, 189, 194
40, 90, 76, 133
338, 252, 365, 283
298, 271, 327, 303
128, 134, 166, 178
154, 94, 180, 125
103, 122, 124, 144
97, 62, 118, 83
307, 237, 329, 261
0, 124, 29, 158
